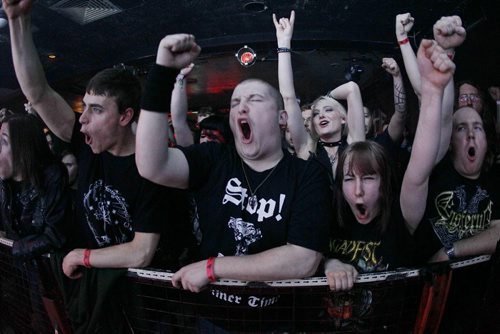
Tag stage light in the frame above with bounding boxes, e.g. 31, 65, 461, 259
235, 45, 257, 67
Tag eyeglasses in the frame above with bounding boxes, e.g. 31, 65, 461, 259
459, 94, 481, 103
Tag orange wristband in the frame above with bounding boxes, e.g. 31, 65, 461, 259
206, 257, 216, 282
83, 248, 92, 269
398, 37, 409, 45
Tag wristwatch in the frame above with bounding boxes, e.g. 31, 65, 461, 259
445, 244, 456, 260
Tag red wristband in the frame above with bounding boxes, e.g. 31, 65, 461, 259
206, 257, 216, 282
83, 248, 92, 269
398, 37, 409, 45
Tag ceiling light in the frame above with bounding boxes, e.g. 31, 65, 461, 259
235, 45, 257, 67
243, 1, 268, 13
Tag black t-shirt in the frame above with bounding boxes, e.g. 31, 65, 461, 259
327, 202, 413, 272
413, 155, 500, 264
69, 121, 189, 251
178, 142, 332, 258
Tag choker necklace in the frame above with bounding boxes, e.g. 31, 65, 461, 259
240, 158, 278, 211
319, 139, 343, 147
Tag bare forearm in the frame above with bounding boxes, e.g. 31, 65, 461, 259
399, 44, 422, 99
68, 233, 160, 270
329, 82, 364, 143
213, 245, 322, 281
9, 15, 74, 141
171, 81, 194, 146
388, 74, 407, 143
436, 77, 454, 162
454, 221, 500, 258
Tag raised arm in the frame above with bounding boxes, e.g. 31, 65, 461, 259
4, 0, 75, 142
395, 13, 421, 101
401, 40, 455, 233
136, 34, 200, 189
170, 63, 195, 147
433, 16, 466, 162
327, 81, 365, 144
382, 57, 407, 143
273, 10, 313, 160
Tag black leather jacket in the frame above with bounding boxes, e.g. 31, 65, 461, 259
0, 163, 71, 260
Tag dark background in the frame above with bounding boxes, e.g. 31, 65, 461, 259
0, 0, 498, 114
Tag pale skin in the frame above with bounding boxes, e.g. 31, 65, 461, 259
381, 57, 406, 143
401, 39, 456, 235
401, 40, 500, 261
274, 11, 364, 162
396, 13, 465, 164
136, 33, 322, 292
171, 63, 195, 147
4, 0, 162, 277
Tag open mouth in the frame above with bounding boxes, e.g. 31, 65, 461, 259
84, 133, 92, 146
239, 120, 251, 141
320, 120, 329, 127
468, 147, 476, 158
356, 204, 366, 215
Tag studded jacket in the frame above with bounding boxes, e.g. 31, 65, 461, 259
0, 163, 71, 260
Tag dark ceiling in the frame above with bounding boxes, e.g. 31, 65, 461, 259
0, 0, 499, 112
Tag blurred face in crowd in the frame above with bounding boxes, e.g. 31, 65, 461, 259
450, 107, 487, 179
301, 108, 312, 132
458, 83, 483, 113
0, 123, 16, 181
199, 129, 225, 144
62, 153, 78, 185
363, 107, 373, 135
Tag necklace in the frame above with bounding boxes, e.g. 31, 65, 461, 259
328, 153, 338, 166
319, 139, 343, 147
240, 158, 279, 211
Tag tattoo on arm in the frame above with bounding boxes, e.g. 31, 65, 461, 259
394, 82, 406, 115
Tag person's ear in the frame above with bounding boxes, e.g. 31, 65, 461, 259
119, 107, 135, 126
279, 109, 288, 127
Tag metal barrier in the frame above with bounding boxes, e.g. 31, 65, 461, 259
0, 236, 498, 333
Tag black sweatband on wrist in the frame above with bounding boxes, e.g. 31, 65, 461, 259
140, 64, 178, 113
277, 47, 291, 53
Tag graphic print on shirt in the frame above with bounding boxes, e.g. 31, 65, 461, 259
83, 180, 132, 247
329, 239, 388, 272
432, 185, 492, 247
222, 177, 286, 221
222, 177, 286, 255
228, 217, 263, 255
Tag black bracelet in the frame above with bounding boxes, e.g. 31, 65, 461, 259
140, 64, 178, 113
277, 47, 291, 53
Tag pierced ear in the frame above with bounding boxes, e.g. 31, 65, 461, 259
340, 115, 346, 125
119, 107, 135, 126
279, 109, 288, 126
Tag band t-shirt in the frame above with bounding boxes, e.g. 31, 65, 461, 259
178, 142, 332, 258
413, 155, 500, 264
70, 120, 190, 255
327, 202, 413, 272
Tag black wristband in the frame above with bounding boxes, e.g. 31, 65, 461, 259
140, 64, 178, 113
277, 47, 291, 53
